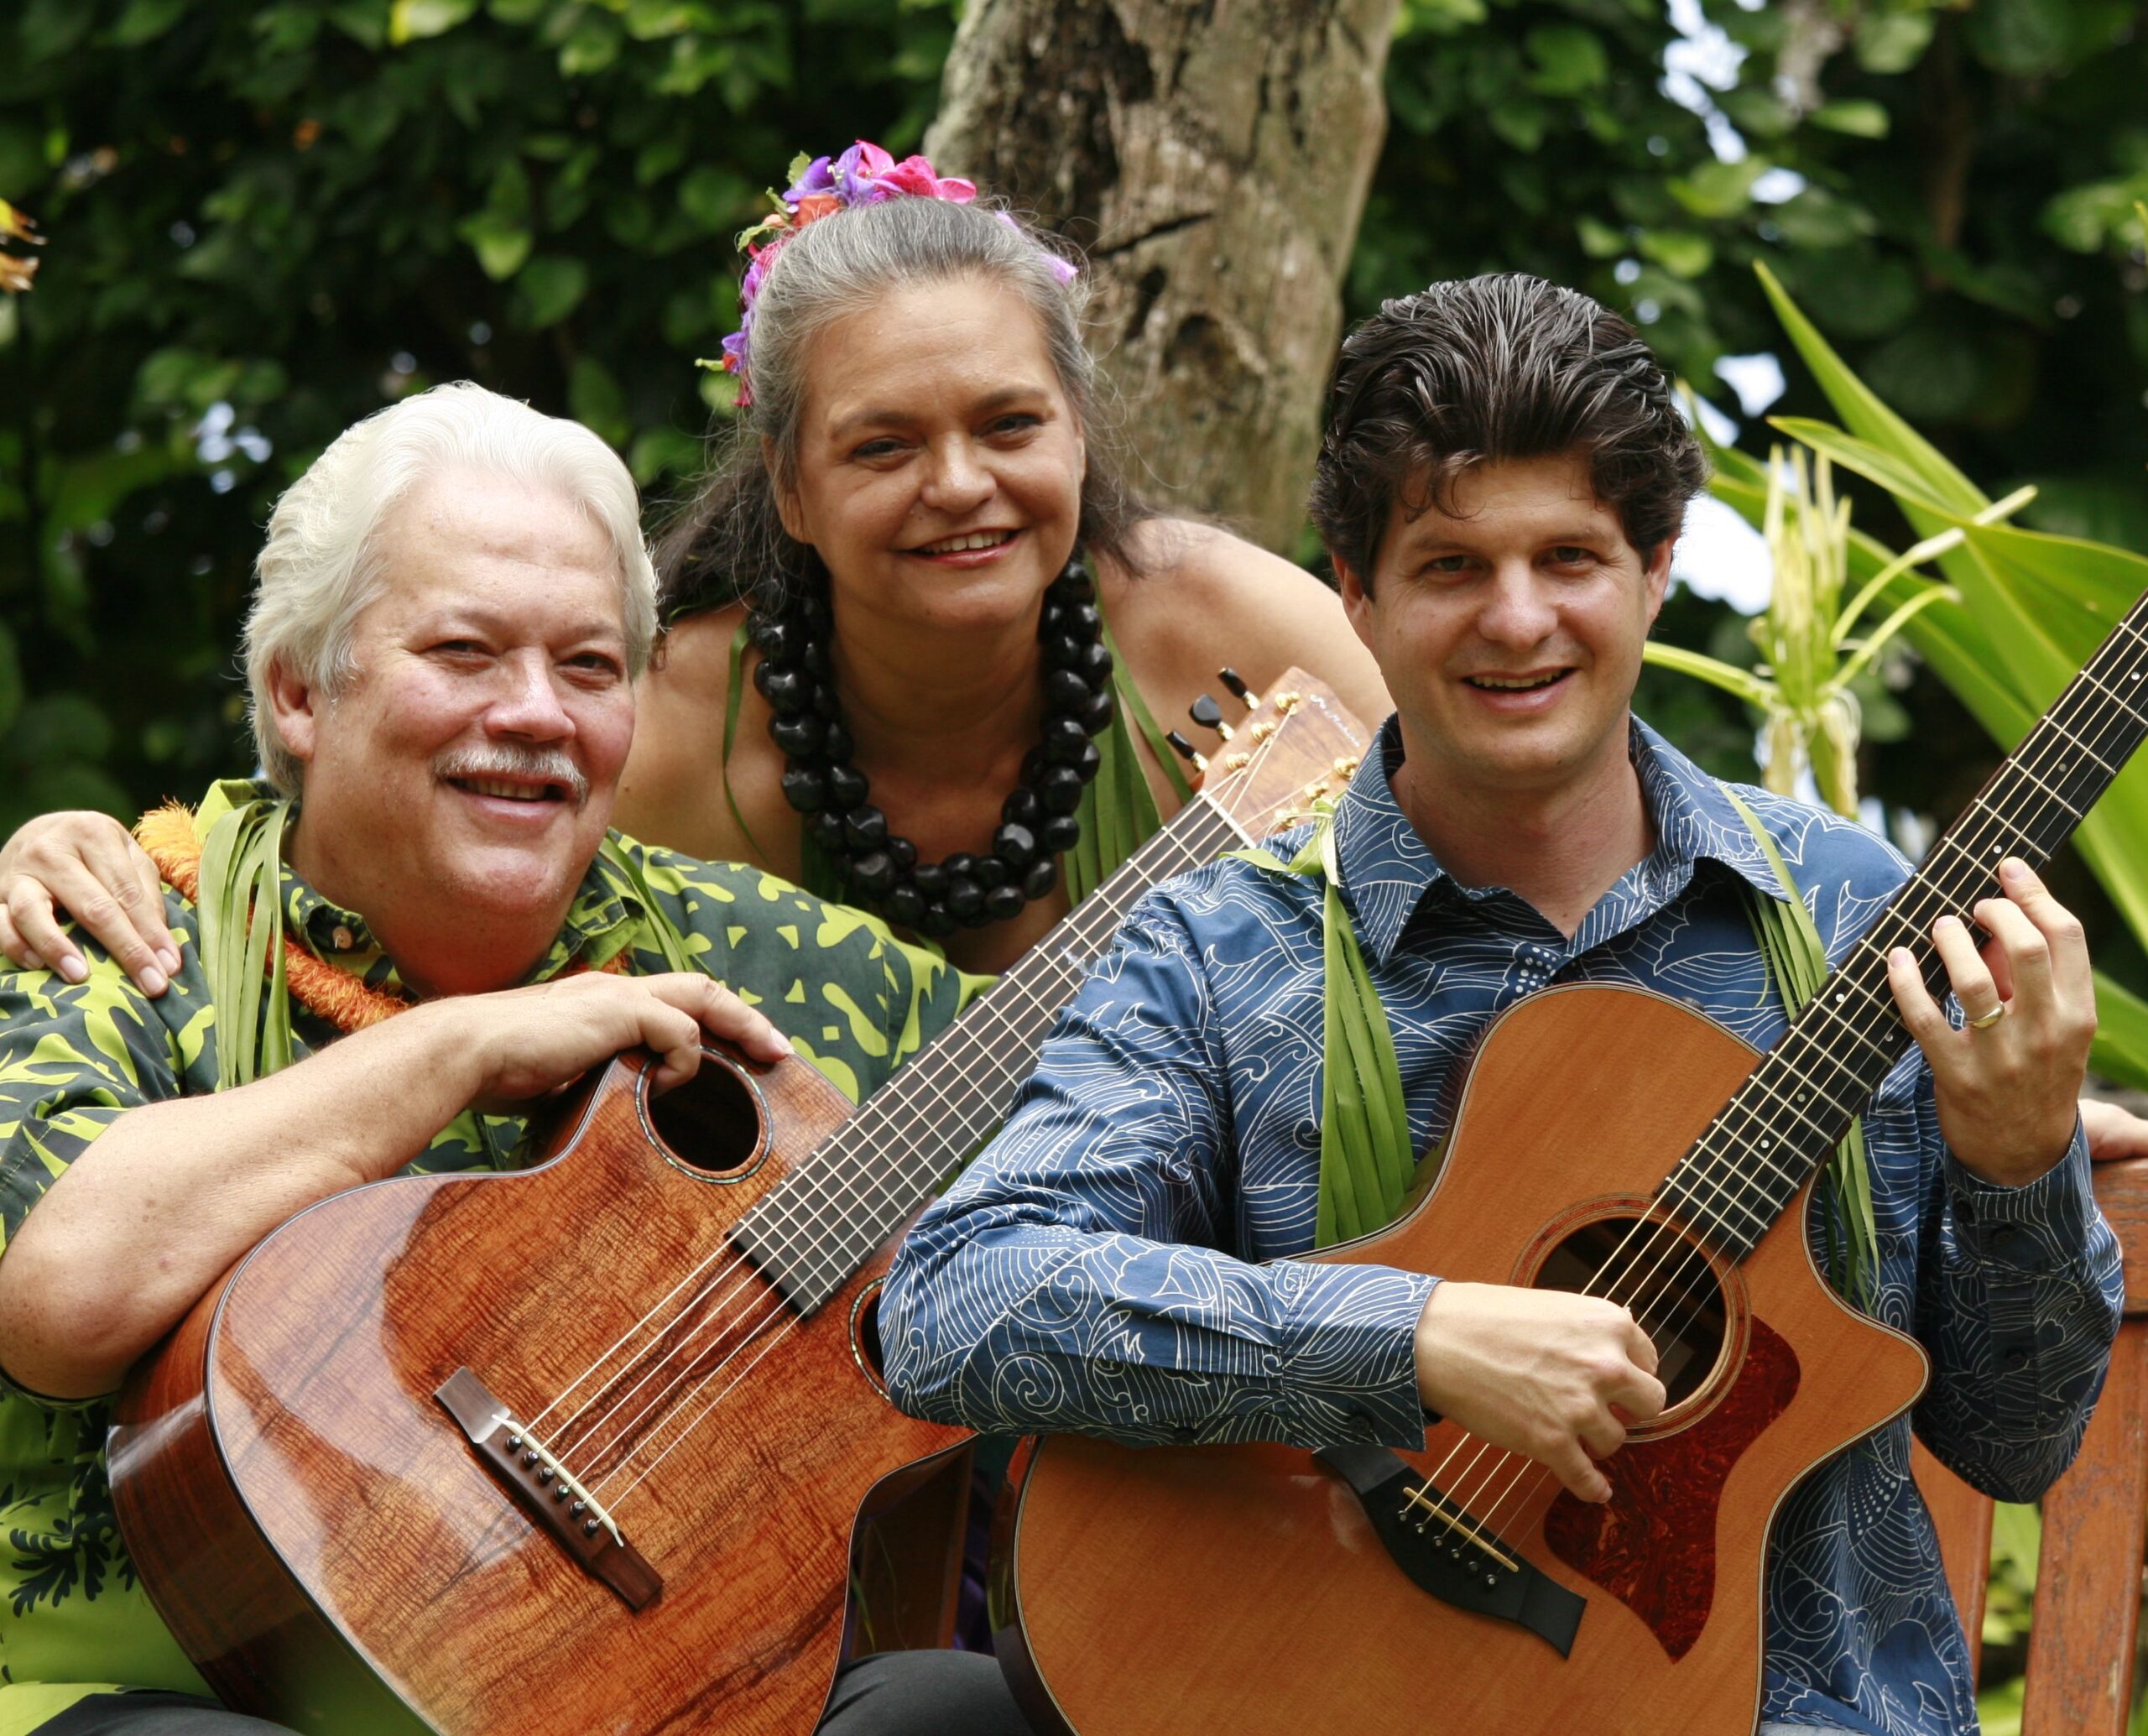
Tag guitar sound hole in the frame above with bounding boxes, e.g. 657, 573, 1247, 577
1533, 1216, 1728, 1410
646, 1056, 765, 1176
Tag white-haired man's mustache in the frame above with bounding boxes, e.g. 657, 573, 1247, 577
434, 746, 591, 809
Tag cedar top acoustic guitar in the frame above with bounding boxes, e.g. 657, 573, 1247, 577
107, 672, 1370, 1736
993, 603, 2148, 1736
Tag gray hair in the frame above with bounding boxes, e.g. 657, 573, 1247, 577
657, 196, 1148, 619
243, 381, 657, 793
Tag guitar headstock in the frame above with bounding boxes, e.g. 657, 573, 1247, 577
1195, 669, 1374, 843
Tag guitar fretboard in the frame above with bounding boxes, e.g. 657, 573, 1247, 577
1659, 593, 2148, 1259
733, 795, 1247, 1311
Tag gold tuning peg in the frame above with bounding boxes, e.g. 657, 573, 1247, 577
1218, 667, 1262, 711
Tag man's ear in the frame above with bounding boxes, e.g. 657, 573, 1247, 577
1332, 554, 1379, 654
266, 659, 322, 770
1641, 535, 1674, 629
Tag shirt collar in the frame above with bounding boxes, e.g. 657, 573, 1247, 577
1328, 714, 1797, 966
207, 780, 649, 989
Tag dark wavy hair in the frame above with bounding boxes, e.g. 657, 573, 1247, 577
655, 195, 1150, 621
1308, 274, 1706, 589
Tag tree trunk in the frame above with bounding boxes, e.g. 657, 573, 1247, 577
925, 0, 1401, 555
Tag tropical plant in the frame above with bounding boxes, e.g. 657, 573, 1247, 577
1643, 441, 1967, 817
1699, 261, 2148, 1091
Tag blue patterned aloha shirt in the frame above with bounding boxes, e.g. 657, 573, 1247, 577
0, 783, 973, 1733
884, 717, 2124, 1736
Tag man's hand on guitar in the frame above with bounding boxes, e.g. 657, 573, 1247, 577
1886, 857, 2097, 1188
1411, 1280, 1666, 1504
446, 970, 795, 1109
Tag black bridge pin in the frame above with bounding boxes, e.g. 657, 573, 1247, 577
553, 1483, 573, 1502
522, 1450, 540, 1468
584, 1518, 602, 1536
506, 1434, 522, 1452
571, 1500, 587, 1517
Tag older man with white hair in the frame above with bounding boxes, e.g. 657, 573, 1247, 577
0, 383, 1033, 1736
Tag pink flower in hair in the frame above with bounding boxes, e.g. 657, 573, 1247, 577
880, 154, 977, 202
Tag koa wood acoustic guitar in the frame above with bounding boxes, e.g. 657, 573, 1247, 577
997, 598, 2148, 1736
107, 672, 1371, 1736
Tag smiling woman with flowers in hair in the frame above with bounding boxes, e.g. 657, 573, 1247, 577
613, 140, 1389, 974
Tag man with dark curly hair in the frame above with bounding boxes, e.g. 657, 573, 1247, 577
883, 274, 2120, 1736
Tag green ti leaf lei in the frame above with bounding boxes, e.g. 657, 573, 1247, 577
1721, 789, 1880, 1304
1232, 803, 1415, 1246
193, 788, 295, 1092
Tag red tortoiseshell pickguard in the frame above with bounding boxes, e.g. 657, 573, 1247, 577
1541, 1316, 1801, 1660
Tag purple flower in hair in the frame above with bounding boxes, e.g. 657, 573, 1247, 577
784, 154, 837, 203
832, 141, 898, 205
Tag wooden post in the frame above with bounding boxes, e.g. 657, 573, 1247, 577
2021, 1320, 2148, 1734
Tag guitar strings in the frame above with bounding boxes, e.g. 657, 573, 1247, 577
546, 819, 1229, 1475
585, 769, 1296, 1507
523, 796, 1234, 1458
574, 730, 1317, 1482
1410, 621, 2148, 1554
519, 722, 1310, 1494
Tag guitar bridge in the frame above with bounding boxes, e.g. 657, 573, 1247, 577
435, 1367, 662, 1610
1314, 1444, 1583, 1655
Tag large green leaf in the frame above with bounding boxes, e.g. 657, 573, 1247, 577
2091, 972, 2148, 1093
1754, 262, 1986, 516
1754, 263, 2148, 1070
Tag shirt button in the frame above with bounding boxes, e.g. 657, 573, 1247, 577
2003, 1347, 2031, 1372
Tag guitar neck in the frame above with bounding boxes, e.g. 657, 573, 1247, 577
735, 793, 1249, 1311
1661, 592, 2148, 1260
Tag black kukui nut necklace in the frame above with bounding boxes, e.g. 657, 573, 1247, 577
748, 553, 1114, 939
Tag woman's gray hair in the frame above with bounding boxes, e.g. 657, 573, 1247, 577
243, 380, 657, 793
657, 196, 1147, 619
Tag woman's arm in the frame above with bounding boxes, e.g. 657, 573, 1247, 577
0, 811, 179, 993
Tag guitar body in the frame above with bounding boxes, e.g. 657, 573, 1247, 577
110, 1049, 969, 1736
1001, 983, 1930, 1736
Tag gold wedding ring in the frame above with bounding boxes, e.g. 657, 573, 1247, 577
1968, 1004, 2009, 1030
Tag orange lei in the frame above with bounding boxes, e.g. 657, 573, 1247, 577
135, 803, 621, 1035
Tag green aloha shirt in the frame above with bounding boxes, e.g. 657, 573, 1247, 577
0, 781, 979, 1732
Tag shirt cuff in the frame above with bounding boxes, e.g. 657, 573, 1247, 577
1945, 1114, 2095, 1276
1272, 1260, 1441, 1448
